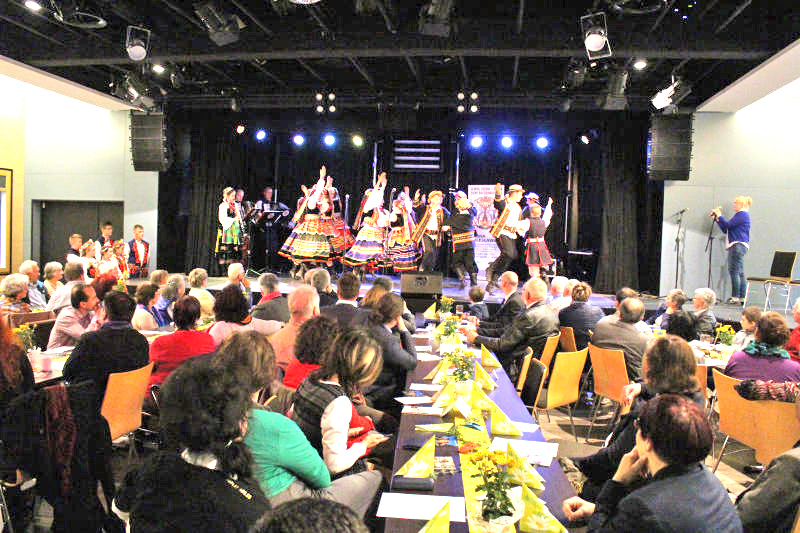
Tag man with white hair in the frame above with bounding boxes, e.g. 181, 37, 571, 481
226, 262, 251, 305
46, 262, 86, 314
268, 284, 320, 371
19, 260, 48, 309
309, 268, 337, 308
592, 297, 650, 380
469, 271, 525, 335
786, 297, 800, 361
252, 273, 290, 323
464, 277, 559, 381
547, 276, 569, 310
692, 287, 718, 337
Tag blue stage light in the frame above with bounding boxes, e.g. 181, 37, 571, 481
255, 129, 267, 141
500, 136, 514, 149
469, 135, 484, 149
580, 135, 590, 145
323, 133, 336, 146
293, 134, 305, 146
535, 136, 549, 149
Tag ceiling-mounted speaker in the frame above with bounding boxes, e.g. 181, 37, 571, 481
130, 112, 172, 172
647, 114, 693, 181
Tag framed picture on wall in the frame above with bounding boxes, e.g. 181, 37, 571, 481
0, 168, 11, 275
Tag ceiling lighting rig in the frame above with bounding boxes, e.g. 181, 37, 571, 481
125, 25, 151, 61
50, 0, 107, 28
580, 12, 612, 61
456, 91, 479, 113
605, 0, 668, 16
193, 1, 246, 47
314, 91, 337, 114
651, 76, 692, 111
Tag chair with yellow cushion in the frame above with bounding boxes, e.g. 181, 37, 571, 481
559, 326, 578, 353
586, 343, 630, 442
535, 348, 588, 442
538, 333, 562, 371
100, 363, 154, 458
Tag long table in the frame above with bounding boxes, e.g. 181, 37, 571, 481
385, 342, 578, 532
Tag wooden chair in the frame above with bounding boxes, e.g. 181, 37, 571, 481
586, 343, 630, 442
515, 347, 534, 393
695, 364, 710, 408
559, 326, 578, 353
6, 310, 55, 328
536, 348, 589, 442
539, 333, 562, 370
31, 318, 56, 350
712, 369, 800, 472
100, 363, 154, 458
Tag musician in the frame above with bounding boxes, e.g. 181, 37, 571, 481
215, 186, 243, 267
411, 189, 450, 272
519, 193, 554, 279
444, 195, 478, 288
485, 183, 526, 294
234, 188, 247, 221
127, 224, 150, 279
252, 186, 290, 272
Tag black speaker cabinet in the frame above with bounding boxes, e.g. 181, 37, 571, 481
130, 111, 172, 172
647, 114, 693, 181
400, 273, 443, 313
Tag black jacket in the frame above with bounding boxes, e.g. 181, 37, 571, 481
251, 296, 290, 323
363, 322, 417, 410
477, 292, 525, 335
320, 302, 359, 327
558, 301, 606, 350
317, 291, 338, 309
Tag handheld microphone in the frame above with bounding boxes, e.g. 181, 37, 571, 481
709, 206, 721, 217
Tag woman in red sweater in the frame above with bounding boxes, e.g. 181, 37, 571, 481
283, 315, 341, 389
148, 295, 216, 388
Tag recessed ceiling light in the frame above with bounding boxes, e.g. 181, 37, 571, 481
633, 59, 648, 70
24, 0, 42, 11
152, 64, 165, 74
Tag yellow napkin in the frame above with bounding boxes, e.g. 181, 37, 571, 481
507, 442, 545, 494
432, 361, 453, 384
519, 485, 567, 533
395, 435, 436, 478
490, 402, 522, 437
415, 423, 454, 432
440, 333, 462, 347
423, 302, 437, 320
470, 381, 494, 411
424, 359, 447, 380
474, 362, 497, 391
432, 382, 456, 408
480, 345, 502, 368
418, 501, 450, 533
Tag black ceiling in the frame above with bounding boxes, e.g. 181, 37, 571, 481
1, 0, 798, 112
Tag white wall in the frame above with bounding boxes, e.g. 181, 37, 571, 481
660, 99, 800, 303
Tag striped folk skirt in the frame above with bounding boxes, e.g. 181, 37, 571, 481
279, 217, 339, 264
329, 213, 355, 254
386, 228, 420, 272
343, 225, 390, 269
525, 238, 554, 267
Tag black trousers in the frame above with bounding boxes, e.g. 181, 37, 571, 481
487, 235, 518, 280
252, 227, 281, 271
419, 235, 440, 272
452, 246, 477, 278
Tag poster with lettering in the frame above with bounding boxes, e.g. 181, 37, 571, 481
468, 184, 501, 277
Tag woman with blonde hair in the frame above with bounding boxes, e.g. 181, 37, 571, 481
711, 195, 752, 304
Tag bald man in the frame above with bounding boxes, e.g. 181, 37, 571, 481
267, 284, 320, 371
470, 271, 525, 335
464, 277, 559, 382
591, 296, 650, 380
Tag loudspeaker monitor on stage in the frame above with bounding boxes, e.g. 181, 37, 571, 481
400, 273, 443, 314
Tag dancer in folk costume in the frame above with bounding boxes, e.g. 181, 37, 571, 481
519, 193, 555, 279
386, 190, 420, 272
443, 194, 478, 288
485, 182, 526, 294
343, 172, 391, 278
326, 175, 354, 257
411, 189, 450, 272
279, 166, 339, 279
216, 186, 243, 267
113, 240, 129, 279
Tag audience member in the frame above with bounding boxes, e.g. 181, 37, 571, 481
42, 261, 64, 298
574, 335, 704, 500
63, 291, 150, 403
0, 274, 32, 316
113, 356, 270, 532
90, 272, 118, 302
363, 292, 418, 411
284, 315, 340, 389
320, 272, 360, 327
252, 499, 369, 533
724, 311, 800, 382
371, 276, 393, 292
292, 327, 389, 476
46, 262, 85, 314
187, 267, 216, 320
693, 287, 718, 337
267, 285, 320, 371
132, 282, 161, 331
649, 289, 687, 330
558, 282, 605, 350
19, 260, 47, 308
252, 273, 290, 323
148, 296, 216, 388
468, 285, 489, 321
310, 268, 337, 308
563, 394, 741, 532
149, 269, 168, 286
665, 310, 698, 342
465, 277, 559, 382
153, 274, 186, 326
472, 271, 524, 334
227, 262, 251, 305
592, 297, 651, 380
609, 287, 651, 335
47, 282, 98, 350
735, 396, 800, 533
351, 286, 387, 324
732, 306, 762, 352
785, 297, 800, 363
208, 285, 282, 348
65, 233, 82, 260
0, 320, 35, 411
548, 276, 570, 311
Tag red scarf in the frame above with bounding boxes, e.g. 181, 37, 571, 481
258, 291, 282, 305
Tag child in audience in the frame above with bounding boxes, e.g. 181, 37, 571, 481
468, 285, 489, 321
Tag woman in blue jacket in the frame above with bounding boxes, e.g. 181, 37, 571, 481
712, 196, 752, 304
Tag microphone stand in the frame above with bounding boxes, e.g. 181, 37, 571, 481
705, 216, 716, 287
674, 211, 684, 289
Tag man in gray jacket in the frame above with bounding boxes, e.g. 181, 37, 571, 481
591, 297, 651, 380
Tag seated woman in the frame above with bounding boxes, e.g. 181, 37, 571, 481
153, 274, 186, 327
283, 315, 340, 390
731, 306, 761, 352
188, 267, 216, 320
563, 394, 742, 532
113, 356, 270, 533
725, 311, 800, 382
692, 287, 718, 337
292, 327, 390, 478
42, 261, 64, 298
665, 309, 698, 343
352, 282, 416, 333
648, 289, 687, 330
148, 296, 216, 389
217, 331, 381, 518
558, 282, 605, 350
131, 282, 160, 331
573, 335, 704, 501
207, 285, 282, 348
0, 274, 32, 316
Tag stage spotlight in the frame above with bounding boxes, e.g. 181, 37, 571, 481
469, 135, 484, 149
580, 12, 612, 60
315, 105, 325, 114
235, 124, 245, 135
255, 129, 267, 141
328, 92, 336, 101
633, 59, 648, 70
500, 136, 513, 149
469, 104, 478, 113
352, 135, 364, 147
315, 93, 324, 101
293, 134, 305, 146
25, 1, 43, 11
536, 136, 549, 149
457, 104, 465, 113
125, 26, 151, 62
470, 92, 478, 100
580, 135, 590, 145
328, 105, 336, 113
323, 134, 336, 146
457, 92, 465, 100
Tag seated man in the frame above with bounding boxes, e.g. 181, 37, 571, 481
649, 288, 687, 330
320, 271, 360, 327
149, 269, 168, 287
310, 268, 337, 308
592, 297, 651, 380
468, 285, 489, 321
464, 277, 559, 382
47, 283, 98, 350
267, 285, 320, 372
469, 271, 525, 335
226, 262, 251, 306
692, 287, 718, 337
63, 291, 150, 403
46, 262, 86, 315
252, 272, 290, 323
19, 260, 48, 309
547, 276, 569, 310
152, 274, 186, 327
610, 286, 652, 335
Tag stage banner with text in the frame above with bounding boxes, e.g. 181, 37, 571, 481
468, 184, 502, 278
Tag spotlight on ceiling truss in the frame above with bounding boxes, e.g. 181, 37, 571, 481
651, 76, 692, 111
51, 0, 107, 29
605, 0, 668, 16
193, 1, 246, 47
125, 26, 151, 61
418, 0, 455, 37
562, 58, 587, 90
580, 12, 612, 61
598, 69, 629, 110
289, 0, 322, 4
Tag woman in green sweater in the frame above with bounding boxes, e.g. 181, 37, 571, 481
215, 331, 382, 518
